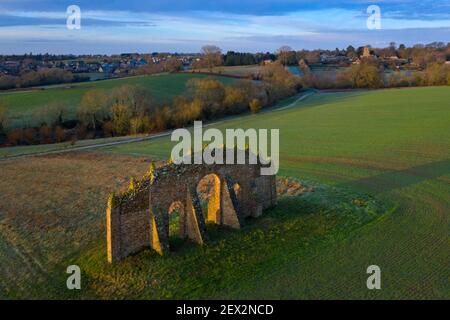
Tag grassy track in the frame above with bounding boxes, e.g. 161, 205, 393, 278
0, 73, 234, 127
0, 86, 448, 299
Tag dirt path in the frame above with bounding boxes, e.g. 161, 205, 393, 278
274, 90, 317, 111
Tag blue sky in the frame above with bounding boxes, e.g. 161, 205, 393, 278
0, 0, 449, 54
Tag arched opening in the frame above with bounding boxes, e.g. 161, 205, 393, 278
168, 201, 184, 249
196, 174, 221, 224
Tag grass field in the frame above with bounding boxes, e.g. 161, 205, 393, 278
0, 73, 234, 127
0, 86, 448, 299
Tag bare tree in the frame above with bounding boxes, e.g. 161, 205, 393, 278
78, 90, 109, 130
277, 45, 293, 66
33, 102, 68, 127
201, 45, 223, 71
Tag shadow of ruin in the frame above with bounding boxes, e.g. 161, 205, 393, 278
106, 148, 277, 263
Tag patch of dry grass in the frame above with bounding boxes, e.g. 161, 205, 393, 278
0, 152, 152, 298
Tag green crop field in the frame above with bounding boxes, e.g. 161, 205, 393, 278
0, 73, 234, 127
0, 86, 448, 299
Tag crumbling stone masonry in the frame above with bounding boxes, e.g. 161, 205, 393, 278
106, 149, 277, 263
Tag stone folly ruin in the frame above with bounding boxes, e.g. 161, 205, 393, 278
106, 149, 277, 263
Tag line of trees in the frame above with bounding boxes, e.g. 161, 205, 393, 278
0, 68, 89, 90
224, 51, 275, 66
0, 63, 302, 147
130, 57, 184, 76
274, 42, 450, 67
193, 46, 276, 70
294, 41, 450, 89
301, 59, 385, 89
301, 59, 450, 89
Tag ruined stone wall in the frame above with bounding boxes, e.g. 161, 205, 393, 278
107, 150, 277, 263
107, 187, 152, 263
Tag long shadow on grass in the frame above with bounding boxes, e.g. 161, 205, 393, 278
166, 188, 383, 256
341, 159, 450, 194
168, 197, 316, 254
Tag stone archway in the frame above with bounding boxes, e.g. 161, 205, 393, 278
106, 148, 277, 263
168, 201, 184, 239
196, 173, 221, 224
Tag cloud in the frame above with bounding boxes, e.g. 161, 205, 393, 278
1, 0, 449, 18
0, 0, 449, 53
